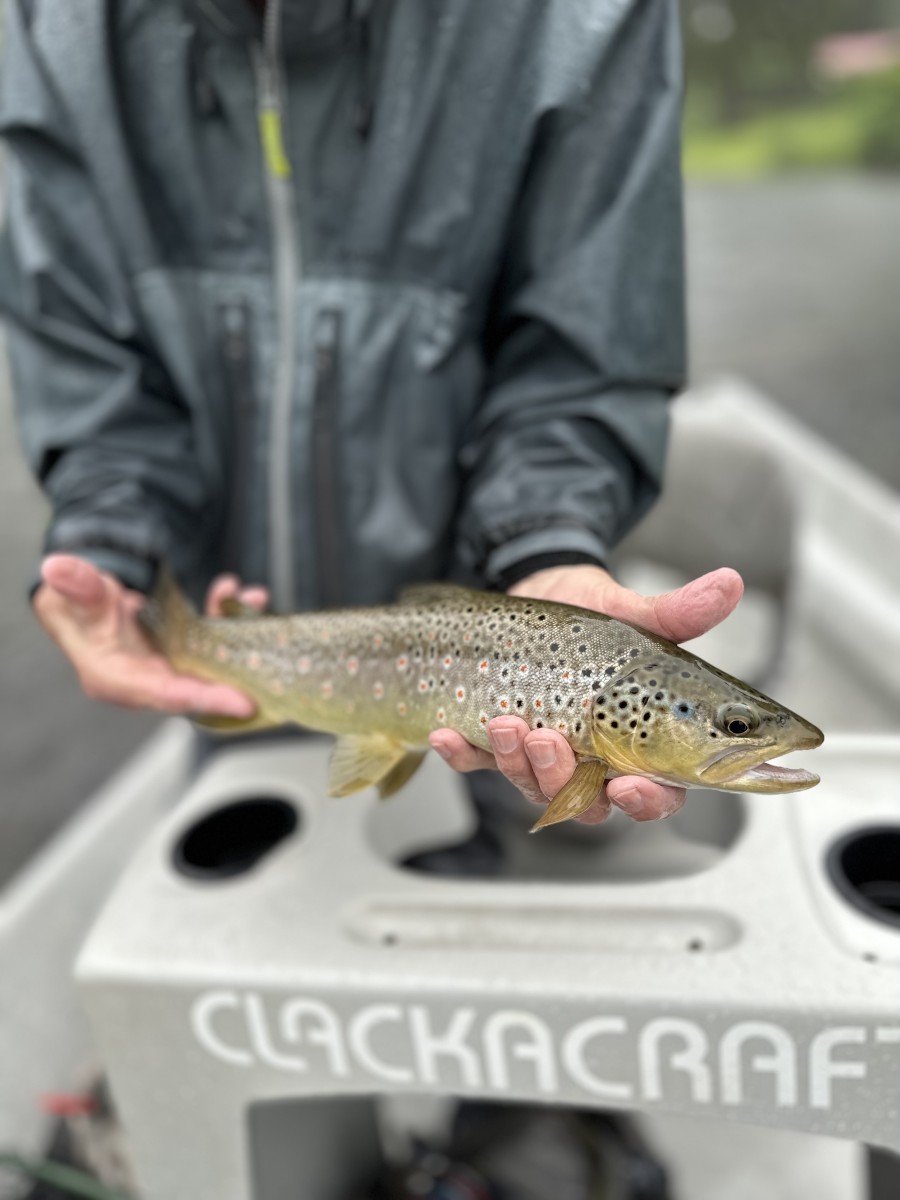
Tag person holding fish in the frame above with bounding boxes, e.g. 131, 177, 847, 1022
1, 0, 813, 840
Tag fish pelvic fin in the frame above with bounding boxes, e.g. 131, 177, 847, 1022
377, 749, 428, 799
138, 565, 196, 656
329, 734, 423, 798
192, 711, 291, 735
530, 759, 609, 832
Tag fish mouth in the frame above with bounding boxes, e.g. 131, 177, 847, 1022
700, 737, 822, 792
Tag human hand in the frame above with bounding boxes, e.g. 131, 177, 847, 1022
33, 554, 268, 715
429, 564, 744, 826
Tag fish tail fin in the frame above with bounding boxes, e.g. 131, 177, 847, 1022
138, 564, 197, 656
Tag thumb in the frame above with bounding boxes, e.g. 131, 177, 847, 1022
601, 567, 745, 644
40, 554, 120, 620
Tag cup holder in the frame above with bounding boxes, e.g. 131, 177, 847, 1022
826, 826, 900, 929
173, 797, 299, 882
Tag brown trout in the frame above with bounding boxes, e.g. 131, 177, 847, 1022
142, 575, 823, 830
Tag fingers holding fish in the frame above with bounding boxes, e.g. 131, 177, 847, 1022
428, 729, 495, 773
606, 778, 686, 822
509, 564, 744, 645
206, 574, 270, 617
486, 718, 561, 808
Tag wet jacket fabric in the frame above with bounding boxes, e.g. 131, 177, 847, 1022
0, 0, 685, 611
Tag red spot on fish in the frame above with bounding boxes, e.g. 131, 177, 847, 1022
463, 632, 472, 643
397, 702, 407, 717
499, 698, 509, 710
346, 657, 359, 675
373, 634, 383, 649
436, 708, 446, 723
373, 682, 384, 700
582, 697, 590, 708
520, 664, 529, 674
396, 656, 408, 671
562, 670, 571, 680
456, 687, 466, 702
418, 679, 428, 692
479, 660, 489, 672
480, 712, 488, 725
443, 656, 453, 668
534, 698, 542, 708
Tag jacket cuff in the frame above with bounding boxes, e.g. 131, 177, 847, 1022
29, 546, 157, 603
484, 526, 609, 590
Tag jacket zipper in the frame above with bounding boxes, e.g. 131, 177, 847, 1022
312, 309, 344, 607
220, 299, 254, 573
253, 0, 300, 612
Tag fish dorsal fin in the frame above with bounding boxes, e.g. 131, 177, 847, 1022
219, 597, 264, 619
530, 759, 609, 832
398, 582, 479, 606
328, 733, 424, 798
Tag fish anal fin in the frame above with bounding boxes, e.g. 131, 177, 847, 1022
378, 750, 427, 799
219, 598, 264, 620
328, 733, 411, 798
530, 759, 609, 832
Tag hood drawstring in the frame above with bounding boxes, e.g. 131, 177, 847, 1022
348, 0, 375, 139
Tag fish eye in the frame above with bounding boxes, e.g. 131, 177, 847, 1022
717, 703, 759, 737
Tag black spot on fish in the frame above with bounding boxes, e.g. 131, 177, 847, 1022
681, 671, 691, 678
643, 711, 651, 721
629, 719, 637, 728
538, 615, 547, 622
579, 644, 587, 653
605, 666, 616, 676
640, 731, 648, 739
550, 642, 559, 652
630, 649, 640, 658
655, 692, 664, 701
610, 720, 618, 729
555, 694, 562, 704
516, 698, 524, 708
629, 686, 639, 695
571, 624, 581, 633
567, 697, 575, 707
574, 721, 582, 732
592, 680, 601, 690
618, 701, 628, 710
582, 668, 592, 677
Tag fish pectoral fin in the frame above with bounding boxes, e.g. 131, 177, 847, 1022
377, 749, 427, 800
192, 710, 288, 734
328, 734, 414, 798
397, 582, 476, 606
219, 598, 264, 619
530, 759, 609, 832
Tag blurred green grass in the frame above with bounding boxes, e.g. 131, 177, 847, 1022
684, 66, 900, 178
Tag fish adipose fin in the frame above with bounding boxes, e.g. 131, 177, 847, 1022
329, 734, 425, 798
530, 759, 609, 832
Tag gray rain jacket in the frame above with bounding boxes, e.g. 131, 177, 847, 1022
0, 0, 685, 611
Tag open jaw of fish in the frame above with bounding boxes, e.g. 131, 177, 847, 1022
697, 736, 823, 792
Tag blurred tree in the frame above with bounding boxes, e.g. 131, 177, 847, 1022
684, 0, 900, 127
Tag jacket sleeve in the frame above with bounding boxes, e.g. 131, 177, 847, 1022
456, 0, 686, 588
0, 0, 214, 596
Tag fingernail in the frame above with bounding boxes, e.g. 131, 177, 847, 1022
526, 738, 557, 769
490, 728, 518, 755
432, 743, 452, 761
